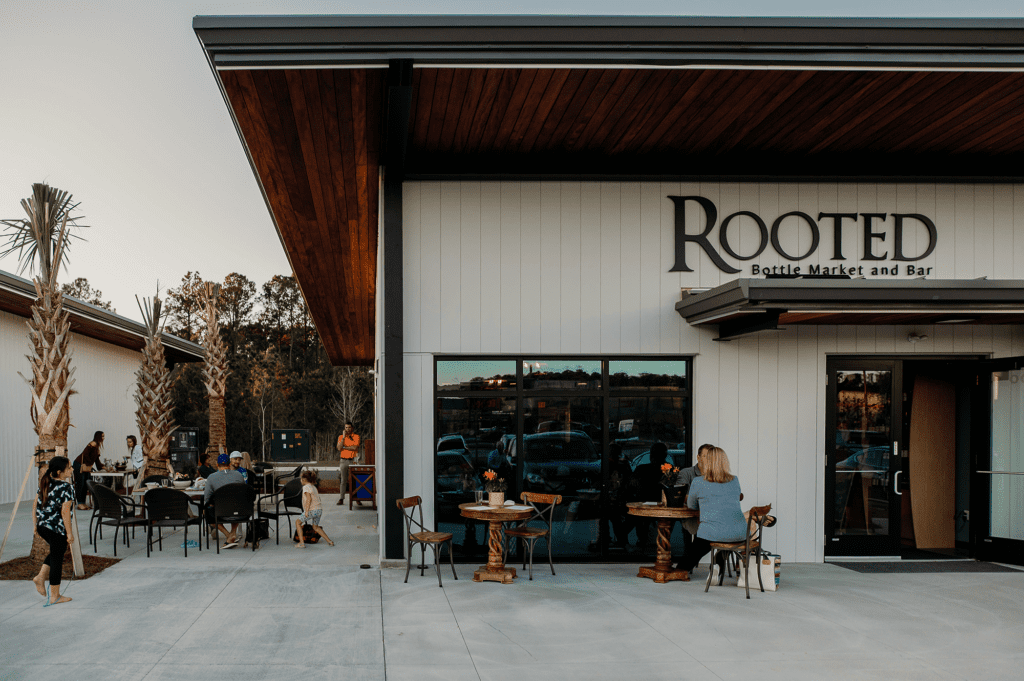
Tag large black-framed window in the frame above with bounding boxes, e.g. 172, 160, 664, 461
434, 355, 693, 561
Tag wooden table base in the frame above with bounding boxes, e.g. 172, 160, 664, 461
473, 565, 518, 583
637, 565, 690, 583
636, 517, 689, 584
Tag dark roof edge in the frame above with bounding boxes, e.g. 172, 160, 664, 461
0, 270, 204, 362
192, 15, 1024, 31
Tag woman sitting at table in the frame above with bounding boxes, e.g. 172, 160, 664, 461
673, 446, 747, 580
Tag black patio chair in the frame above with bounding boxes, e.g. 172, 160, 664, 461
87, 481, 146, 556
143, 488, 204, 557
273, 465, 303, 490
207, 483, 257, 553
257, 478, 304, 544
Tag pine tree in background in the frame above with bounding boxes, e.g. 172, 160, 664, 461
134, 292, 176, 479
1, 183, 83, 560
201, 282, 229, 455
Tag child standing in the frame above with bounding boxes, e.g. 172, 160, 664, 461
296, 470, 334, 548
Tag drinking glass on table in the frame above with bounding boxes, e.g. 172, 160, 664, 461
474, 490, 484, 504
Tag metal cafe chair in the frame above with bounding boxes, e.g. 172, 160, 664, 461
396, 496, 457, 587
207, 483, 258, 553
257, 478, 304, 544
143, 488, 203, 557
503, 492, 563, 580
706, 503, 773, 599
86, 481, 146, 556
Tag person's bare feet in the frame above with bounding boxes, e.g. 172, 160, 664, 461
32, 575, 46, 597
296, 542, 305, 548
49, 595, 72, 606
326, 539, 335, 546
77, 504, 89, 511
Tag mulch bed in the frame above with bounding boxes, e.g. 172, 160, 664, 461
0, 554, 120, 581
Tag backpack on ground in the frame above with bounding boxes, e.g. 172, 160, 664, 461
292, 523, 320, 544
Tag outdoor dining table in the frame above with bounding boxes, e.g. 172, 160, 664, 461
626, 501, 699, 584
459, 502, 534, 584
90, 469, 133, 491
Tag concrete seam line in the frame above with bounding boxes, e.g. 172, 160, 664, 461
442, 569, 482, 679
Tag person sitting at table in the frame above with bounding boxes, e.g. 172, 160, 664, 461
196, 452, 216, 480
673, 446, 747, 581
203, 453, 246, 548
676, 443, 714, 536
228, 450, 250, 484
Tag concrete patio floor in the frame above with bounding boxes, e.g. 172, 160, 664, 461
2, 496, 1023, 681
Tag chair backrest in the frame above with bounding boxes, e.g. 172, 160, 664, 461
211, 483, 257, 520
519, 491, 563, 532
396, 496, 426, 535
88, 481, 128, 519
145, 488, 191, 521
280, 478, 304, 510
745, 504, 773, 547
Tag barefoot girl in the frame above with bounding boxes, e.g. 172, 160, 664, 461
32, 456, 76, 606
295, 470, 334, 548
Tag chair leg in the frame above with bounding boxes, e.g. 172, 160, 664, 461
742, 553, 751, 599
420, 544, 426, 576
755, 549, 765, 593
433, 545, 443, 587
404, 542, 413, 583
184, 524, 188, 558
704, 548, 715, 592
146, 525, 152, 558
275, 516, 280, 545
527, 538, 535, 580
548, 535, 555, 576
447, 540, 458, 580
112, 525, 119, 557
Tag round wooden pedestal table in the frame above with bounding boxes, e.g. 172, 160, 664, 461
626, 502, 699, 584
459, 502, 534, 584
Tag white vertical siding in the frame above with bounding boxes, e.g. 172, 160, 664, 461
1, 310, 142, 504
402, 180, 1024, 562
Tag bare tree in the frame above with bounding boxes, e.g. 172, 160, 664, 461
1, 183, 83, 560
249, 348, 281, 460
329, 366, 374, 455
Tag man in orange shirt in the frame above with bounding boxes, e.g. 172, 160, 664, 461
336, 422, 361, 506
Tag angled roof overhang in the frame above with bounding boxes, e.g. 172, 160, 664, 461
194, 16, 1024, 363
676, 278, 1024, 340
0, 271, 204, 365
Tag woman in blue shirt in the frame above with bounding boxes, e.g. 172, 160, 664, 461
675, 447, 747, 580
32, 456, 76, 606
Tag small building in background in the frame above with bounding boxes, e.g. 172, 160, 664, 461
0, 269, 203, 504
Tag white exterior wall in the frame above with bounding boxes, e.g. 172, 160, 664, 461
402, 181, 1024, 563
1, 309, 143, 504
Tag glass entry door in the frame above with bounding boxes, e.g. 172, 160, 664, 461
825, 360, 903, 555
976, 359, 1024, 565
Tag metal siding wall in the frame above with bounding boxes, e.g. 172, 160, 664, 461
402, 181, 1024, 563
1, 310, 141, 504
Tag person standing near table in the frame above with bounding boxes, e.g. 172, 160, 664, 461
336, 422, 361, 506
673, 446, 747, 580
73, 431, 105, 510
32, 456, 75, 606
125, 435, 144, 488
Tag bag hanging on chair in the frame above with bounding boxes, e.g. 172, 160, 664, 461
736, 553, 780, 591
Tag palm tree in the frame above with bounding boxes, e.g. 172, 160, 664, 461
1, 183, 83, 560
134, 293, 176, 478
201, 282, 229, 455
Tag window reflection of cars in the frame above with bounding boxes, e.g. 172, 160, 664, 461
437, 452, 475, 493
835, 430, 890, 473
516, 431, 600, 494
437, 434, 469, 452
627, 449, 688, 471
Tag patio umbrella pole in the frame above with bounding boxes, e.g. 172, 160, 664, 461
0, 451, 37, 564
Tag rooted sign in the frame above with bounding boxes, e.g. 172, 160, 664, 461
668, 196, 938, 274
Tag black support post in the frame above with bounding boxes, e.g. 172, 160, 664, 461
382, 60, 413, 561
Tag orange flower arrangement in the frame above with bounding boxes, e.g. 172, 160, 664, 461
482, 468, 507, 492
660, 462, 681, 486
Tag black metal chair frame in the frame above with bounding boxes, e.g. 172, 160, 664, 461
273, 465, 303, 491
503, 492, 563, 580
86, 481, 146, 557
397, 496, 457, 587
257, 478, 304, 544
143, 488, 204, 557
207, 483, 258, 553
706, 503, 773, 599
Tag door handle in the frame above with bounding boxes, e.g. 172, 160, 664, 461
894, 470, 902, 496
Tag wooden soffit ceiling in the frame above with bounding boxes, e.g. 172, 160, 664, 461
219, 69, 381, 366
406, 67, 1024, 177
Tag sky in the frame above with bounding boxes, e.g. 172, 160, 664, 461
3, 1, 1024, 320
